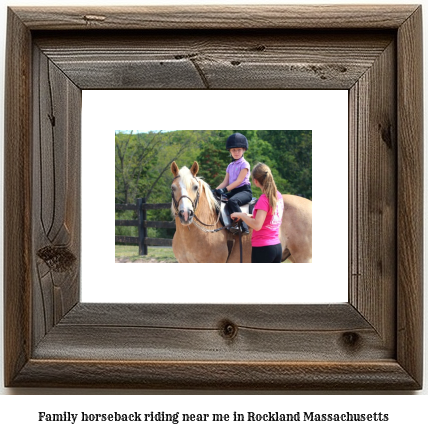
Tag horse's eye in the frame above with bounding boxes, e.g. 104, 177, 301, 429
193, 184, 199, 191
171, 185, 177, 191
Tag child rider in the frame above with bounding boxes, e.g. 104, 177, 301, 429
214, 133, 252, 234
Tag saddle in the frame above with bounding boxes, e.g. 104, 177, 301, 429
208, 193, 257, 262
219, 195, 258, 232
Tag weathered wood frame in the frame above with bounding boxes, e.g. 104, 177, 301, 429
4, 5, 423, 390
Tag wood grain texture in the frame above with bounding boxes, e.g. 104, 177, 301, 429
3, 8, 32, 388
34, 31, 393, 90
32, 304, 391, 362
4, 5, 423, 390
12, 5, 419, 30
60, 303, 373, 329
11, 361, 419, 390
32, 46, 81, 351
349, 39, 396, 351
396, 6, 424, 387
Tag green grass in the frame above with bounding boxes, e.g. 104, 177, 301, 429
115, 245, 178, 263
116, 245, 293, 263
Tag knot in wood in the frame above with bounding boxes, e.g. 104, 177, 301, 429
378, 122, 393, 149
219, 320, 238, 340
341, 332, 361, 350
37, 245, 76, 272
83, 15, 106, 23
175, 53, 198, 60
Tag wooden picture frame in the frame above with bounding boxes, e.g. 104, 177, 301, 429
4, 5, 423, 390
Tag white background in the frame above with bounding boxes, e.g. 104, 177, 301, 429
0, 0, 427, 430
82, 89, 348, 304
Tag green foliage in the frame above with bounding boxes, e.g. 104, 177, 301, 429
115, 129, 203, 238
195, 130, 311, 199
115, 129, 312, 242
258, 130, 312, 199
115, 210, 138, 238
197, 130, 232, 188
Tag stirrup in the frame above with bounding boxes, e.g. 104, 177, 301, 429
229, 223, 240, 234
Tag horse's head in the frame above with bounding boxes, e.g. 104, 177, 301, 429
170, 161, 200, 225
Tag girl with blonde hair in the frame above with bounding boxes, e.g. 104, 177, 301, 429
231, 162, 284, 263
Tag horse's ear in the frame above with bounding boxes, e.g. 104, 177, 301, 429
190, 161, 199, 177
171, 161, 179, 177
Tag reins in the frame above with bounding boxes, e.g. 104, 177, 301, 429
171, 174, 244, 262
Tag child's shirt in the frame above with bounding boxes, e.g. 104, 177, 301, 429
226, 157, 251, 189
252, 192, 284, 247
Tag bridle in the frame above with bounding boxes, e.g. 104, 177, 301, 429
171, 174, 200, 218
171, 175, 222, 231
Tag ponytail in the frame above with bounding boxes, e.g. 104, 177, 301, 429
252, 163, 278, 213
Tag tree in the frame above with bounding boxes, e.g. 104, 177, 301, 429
259, 130, 312, 199
115, 130, 203, 204
115, 130, 162, 204
115, 130, 206, 240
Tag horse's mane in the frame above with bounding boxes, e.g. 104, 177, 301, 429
178, 166, 219, 213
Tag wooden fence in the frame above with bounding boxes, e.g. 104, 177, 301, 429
115, 198, 175, 255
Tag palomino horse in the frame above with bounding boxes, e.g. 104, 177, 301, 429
170, 161, 312, 263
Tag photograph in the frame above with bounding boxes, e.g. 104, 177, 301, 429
114, 129, 312, 264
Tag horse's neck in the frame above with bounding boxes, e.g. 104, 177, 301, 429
195, 190, 218, 225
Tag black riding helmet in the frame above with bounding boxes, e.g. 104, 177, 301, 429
226, 133, 248, 150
